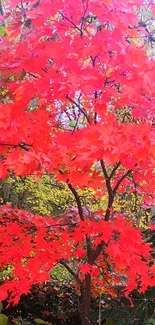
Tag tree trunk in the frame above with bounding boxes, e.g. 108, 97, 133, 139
81, 274, 91, 325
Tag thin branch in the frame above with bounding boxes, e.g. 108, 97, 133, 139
131, 175, 139, 220
109, 162, 121, 180
66, 96, 91, 124
0, 0, 3, 16
65, 109, 73, 121
80, 0, 89, 32
33, 0, 41, 8
92, 242, 104, 264
28, 72, 38, 79
59, 11, 82, 36
100, 160, 112, 197
0, 143, 18, 148
71, 113, 80, 134
90, 55, 98, 67
100, 160, 114, 221
99, 293, 102, 325
46, 223, 78, 228
94, 262, 110, 285
60, 259, 82, 285
93, 166, 132, 261
113, 170, 132, 194
68, 183, 84, 221
105, 197, 114, 221
67, 182, 93, 261
94, 112, 97, 124
0, 142, 32, 151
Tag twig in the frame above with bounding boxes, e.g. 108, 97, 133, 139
0, 142, 32, 151
60, 259, 82, 285
100, 160, 112, 197
109, 162, 121, 180
113, 170, 132, 194
59, 11, 83, 36
0, 0, 3, 16
93, 165, 132, 261
66, 96, 91, 124
68, 183, 84, 221
80, 0, 89, 33
67, 182, 93, 261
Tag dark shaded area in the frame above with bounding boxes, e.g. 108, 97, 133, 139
4, 282, 81, 325
3, 282, 155, 325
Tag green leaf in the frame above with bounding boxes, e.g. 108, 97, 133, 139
0, 314, 8, 325
142, 10, 152, 18
0, 303, 3, 313
102, 307, 130, 319
146, 319, 155, 325
90, 307, 130, 321
34, 319, 46, 324
69, 121, 76, 128
0, 27, 5, 36
106, 320, 115, 325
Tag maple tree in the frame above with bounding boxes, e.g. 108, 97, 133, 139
0, 0, 155, 324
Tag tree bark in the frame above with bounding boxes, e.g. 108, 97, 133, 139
81, 274, 92, 325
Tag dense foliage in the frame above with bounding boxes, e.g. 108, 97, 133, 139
0, 0, 155, 324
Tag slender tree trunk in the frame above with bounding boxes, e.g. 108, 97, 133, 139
0, 0, 3, 16
81, 274, 92, 325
